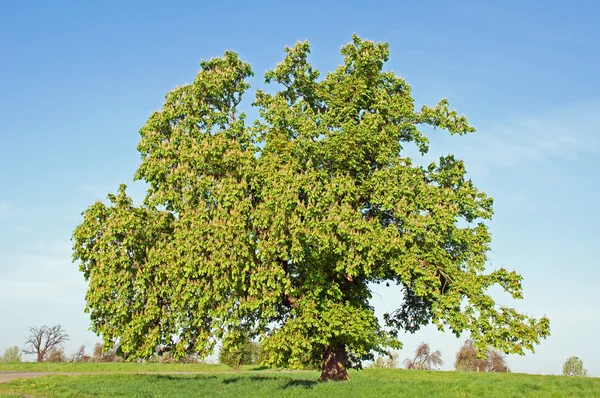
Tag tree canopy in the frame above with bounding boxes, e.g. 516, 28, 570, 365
562, 356, 588, 377
72, 35, 550, 381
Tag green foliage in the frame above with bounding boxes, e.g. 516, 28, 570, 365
562, 356, 588, 377
2, 369, 600, 397
218, 332, 263, 370
72, 36, 550, 375
0, 346, 22, 362
454, 339, 509, 372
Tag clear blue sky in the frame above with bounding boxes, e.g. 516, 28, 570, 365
1, 1, 598, 375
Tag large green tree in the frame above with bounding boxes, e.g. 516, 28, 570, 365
72, 36, 550, 381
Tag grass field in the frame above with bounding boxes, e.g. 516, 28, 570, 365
0, 364, 598, 397
0, 362, 241, 373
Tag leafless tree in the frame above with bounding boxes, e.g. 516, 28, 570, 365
92, 342, 122, 362
71, 345, 91, 362
404, 342, 444, 370
454, 339, 510, 372
45, 347, 66, 362
23, 325, 69, 362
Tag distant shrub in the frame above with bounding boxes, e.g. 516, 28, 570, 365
562, 356, 588, 377
1, 346, 22, 362
148, 351, 202, 364
370, 352, 399, 369
45, 348, 67, 362
71, 345, 92, 362
454, 339, 509, 372
92, 342, 122, 362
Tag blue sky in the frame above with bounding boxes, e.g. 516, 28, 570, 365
1, 1, 598, 375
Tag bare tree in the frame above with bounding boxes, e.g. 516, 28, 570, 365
23, 325, 69, 362
71, 345, 91, 362
404, 342, 444, 370
45, 348, 67, 362
92, 342, 122, 362
454, 339, 510, 372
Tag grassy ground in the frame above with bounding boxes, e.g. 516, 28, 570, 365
1, 366, 599, 397
0, 362, 244, 373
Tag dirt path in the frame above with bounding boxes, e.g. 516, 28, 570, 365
0, 372, 58, 383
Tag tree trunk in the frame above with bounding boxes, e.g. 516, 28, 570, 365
37, 352, 43, 362
319, 345, 349, 381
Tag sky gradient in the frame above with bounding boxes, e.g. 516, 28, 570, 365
1, 1, 598, 375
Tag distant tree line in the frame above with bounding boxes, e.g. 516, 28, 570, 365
1, 325, 588, 376
368, 340, 508, 372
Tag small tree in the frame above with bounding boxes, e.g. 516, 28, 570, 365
45, 347, 67, 362
218, 332, 262, 370
92, 342, 122, 362
1, 346, 22, 362
562, 356, 588, 377
23, 325, 69, 362
454, 339, 509, 372
71, 345, 91, 362
404, 343, 443, 370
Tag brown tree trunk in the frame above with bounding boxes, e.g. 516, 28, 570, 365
319, 345, 349, 381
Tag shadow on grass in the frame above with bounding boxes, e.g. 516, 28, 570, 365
152, 375, 219, 381
221, 376, 318, 389
282, 379, 318, 389
250, 366, 270, 371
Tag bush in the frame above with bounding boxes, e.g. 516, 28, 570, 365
562, 356, 588, 377
454, 339, 509, 372
45, 348, 67, 362
148, 351, 202, 364
1, 346, 22, 362
218, 333, 263, 370
71, 345, 92, 362
92, 342, 122, 362
370, 352, 399, 369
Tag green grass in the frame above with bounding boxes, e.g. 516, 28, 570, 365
1, 367, 599, 397
0, 362, 246, 373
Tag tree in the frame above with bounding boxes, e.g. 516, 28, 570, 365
92, 342, 122, 362
72, 35, 550, 381
71, 345, 91, 362
454, 339, 509, 372
218, 332, 263, 370
45, 347, 67, 362
1, 346, 22, 362
562, 356, 588, 377
404, 343, 443, 370
23, 325, 69, 362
